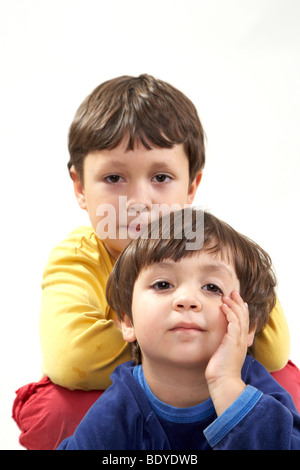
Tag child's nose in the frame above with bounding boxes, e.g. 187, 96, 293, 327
172, 293, 202, 312
127, 202, 149, 216
126, 182, 152, 213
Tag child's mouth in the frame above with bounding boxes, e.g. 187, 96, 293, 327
125, 223, 147, 237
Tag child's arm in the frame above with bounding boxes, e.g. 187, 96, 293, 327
255, 298, 290, 371
204, 380, 300, 449
204, 293, 300, 449
39, 227, 131, 390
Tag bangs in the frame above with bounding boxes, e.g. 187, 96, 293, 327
89, 83, 189, 154
133, 209, 204, 270
68, 74, 205, 182
133, 209, 234, 272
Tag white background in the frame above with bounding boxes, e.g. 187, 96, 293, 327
0, 0, 299, 449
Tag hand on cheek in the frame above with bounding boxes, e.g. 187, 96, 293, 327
205, 291, 250, 416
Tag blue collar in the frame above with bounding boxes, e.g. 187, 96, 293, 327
133, 365, 215, 424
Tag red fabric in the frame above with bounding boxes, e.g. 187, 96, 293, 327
13, 360, 300, 450
271, 360, 300, 412
12, 376, 103, 450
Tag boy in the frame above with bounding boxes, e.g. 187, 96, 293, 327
13, 75, 294, 450
58, 209, 300, 450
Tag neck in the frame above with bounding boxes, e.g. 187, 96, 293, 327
142, 360, 210, 408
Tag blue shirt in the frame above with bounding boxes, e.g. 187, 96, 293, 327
58, 356, 300, 450
133, 363, 262, 449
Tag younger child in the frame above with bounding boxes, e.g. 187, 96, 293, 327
59, 209, 300, 450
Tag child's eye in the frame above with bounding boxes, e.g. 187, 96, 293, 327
203, 284, 223, 296
152, 174, 172, 183
151, 281, 173, 290
104, 175, 124, 184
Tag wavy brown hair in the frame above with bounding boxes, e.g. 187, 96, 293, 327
68, 74, 205, 184
107, 208, 277, 364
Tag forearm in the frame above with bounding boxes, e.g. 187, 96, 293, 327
255, 298, 290, 372
204, 386, 300, 450
207, 376, 246, 417
40, 288, 131, 390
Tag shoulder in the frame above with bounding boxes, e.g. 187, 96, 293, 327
242, 355, 296, 408
70, 362, 143, 422
81, 362, 151, 416
45, 226, 114, 271
242, 355, 277, 390
105, 361, 154, 411
62, 362, 157, 449
50, 226, 103, 256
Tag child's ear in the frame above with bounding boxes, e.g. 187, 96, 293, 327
70, 165, 87, 210
187, 171, 202, 204
121, 314, 137, 343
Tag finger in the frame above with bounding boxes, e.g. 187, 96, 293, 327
223, 292, 249, 320
222, 293, 249, 337
224, 291, 247, 309
221, 302, 242, 337
232, 290, 248, 310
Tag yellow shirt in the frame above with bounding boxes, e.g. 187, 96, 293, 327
39, 226, 290, 390
255, 298, 290, 372
39, 226, 130, 390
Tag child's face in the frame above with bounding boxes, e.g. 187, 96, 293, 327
122, 251, 243, 372
72, 139, 202, 258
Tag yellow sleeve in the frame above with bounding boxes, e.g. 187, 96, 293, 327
254, 298, 290, 372
39, 227, 131, 391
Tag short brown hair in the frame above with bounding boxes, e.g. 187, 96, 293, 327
68, 74, 205, 184
106, 208, 277, 364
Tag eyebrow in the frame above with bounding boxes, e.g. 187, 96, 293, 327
146, 161, 176, 171
199, 263, 234, 279
147, 260, 234, 278
99, 158, 128, 169
106, 159, 176, 170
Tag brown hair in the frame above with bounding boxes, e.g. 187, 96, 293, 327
67, 74, 205, 184
106, 208, 277, 364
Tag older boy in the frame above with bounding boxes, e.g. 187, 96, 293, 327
13, 75, 293, 450
58, 209, 300, 450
